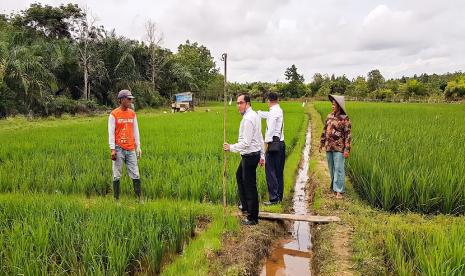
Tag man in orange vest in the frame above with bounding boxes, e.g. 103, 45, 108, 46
108, 89, 142, 201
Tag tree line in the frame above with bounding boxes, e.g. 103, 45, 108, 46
1, 3, 464, 118
230, 66, 465, 102
0, 3, 220, 117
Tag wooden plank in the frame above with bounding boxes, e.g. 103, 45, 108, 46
258, 212, 340, 223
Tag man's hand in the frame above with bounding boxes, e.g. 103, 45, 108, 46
259, 158, 265, 167
136, 147, 142, 159
111, 149, 117, 161
223, 143, 230, 151
318, 147, 322, 153
344, 151, 349, 158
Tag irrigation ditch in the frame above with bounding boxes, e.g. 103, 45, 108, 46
259, 120, 314, 275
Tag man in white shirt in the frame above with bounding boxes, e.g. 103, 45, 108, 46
224, 94, 265, 225
257, 92, 285, 205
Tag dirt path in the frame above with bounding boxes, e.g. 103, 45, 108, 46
332, 224, 354, 276
320, 159, 354, 275
309, 105, 356, 276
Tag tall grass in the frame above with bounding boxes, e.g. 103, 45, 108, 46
314, 101, 465, 214
0, 102, 305, 203
0, 194, 205, 275
385, 218, 465, 275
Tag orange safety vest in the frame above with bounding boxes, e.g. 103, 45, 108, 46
111, 107, 136, 150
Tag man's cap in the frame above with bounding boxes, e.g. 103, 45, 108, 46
117, 90, 135, 99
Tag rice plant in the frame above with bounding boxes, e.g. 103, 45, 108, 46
385, 218, 465, 275
0, 194, 203, 275
0, 102, 306, 203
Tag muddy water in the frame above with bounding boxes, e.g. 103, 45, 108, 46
260, 121, 313, 276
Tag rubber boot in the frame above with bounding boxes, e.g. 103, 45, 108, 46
133, 178, 142, 201
113, 179, 120, 200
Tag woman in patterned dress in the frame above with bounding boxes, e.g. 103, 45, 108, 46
319, 95, 352, 199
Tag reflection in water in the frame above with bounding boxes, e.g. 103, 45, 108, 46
261, 242, 311, 276
261, 122, 313, 276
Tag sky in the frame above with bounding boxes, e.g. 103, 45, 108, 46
2, 0, 464, 83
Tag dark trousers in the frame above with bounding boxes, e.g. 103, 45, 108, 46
265, 141, 286, 202
236, 154, 260, 221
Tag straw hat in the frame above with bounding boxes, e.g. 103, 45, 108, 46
328, 94, 347, 115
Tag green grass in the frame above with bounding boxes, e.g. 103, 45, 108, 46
0, 194, 204, 275
314, 101, 465, 214
281, 107, 309, 207
0, 102, 305, 203
162, 206, 239, 276
385, 217, 465, 276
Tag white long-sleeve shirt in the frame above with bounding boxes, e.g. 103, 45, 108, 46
230, 107, 265, 159
257, 104, 284, 143
108, 114, 141, 150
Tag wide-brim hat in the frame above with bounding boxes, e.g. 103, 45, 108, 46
328, 94, 347, 115
117, 89, 135, 99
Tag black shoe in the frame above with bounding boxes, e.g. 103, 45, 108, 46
263, 200, 279, 206
241, 218, 258, 225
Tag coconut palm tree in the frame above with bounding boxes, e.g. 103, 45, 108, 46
5, 44, 55, 115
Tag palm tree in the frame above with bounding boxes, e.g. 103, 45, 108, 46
114, 39, 138, 89
5, 45, 55, 115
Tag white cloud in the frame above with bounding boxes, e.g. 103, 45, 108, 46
359, 5, 423, 51
362, 4, 411, 26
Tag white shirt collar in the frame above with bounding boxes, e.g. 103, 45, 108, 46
243, 106, 252, 116
270, 104, 280, 110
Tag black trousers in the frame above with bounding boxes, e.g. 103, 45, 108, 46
265, 141, 286, 202
236, 153, 260, 221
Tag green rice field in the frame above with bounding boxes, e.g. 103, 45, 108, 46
0, 102, 305, 203
0, 101, 307, 274
315, 101, 465, 214
314, 101, 465, 275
